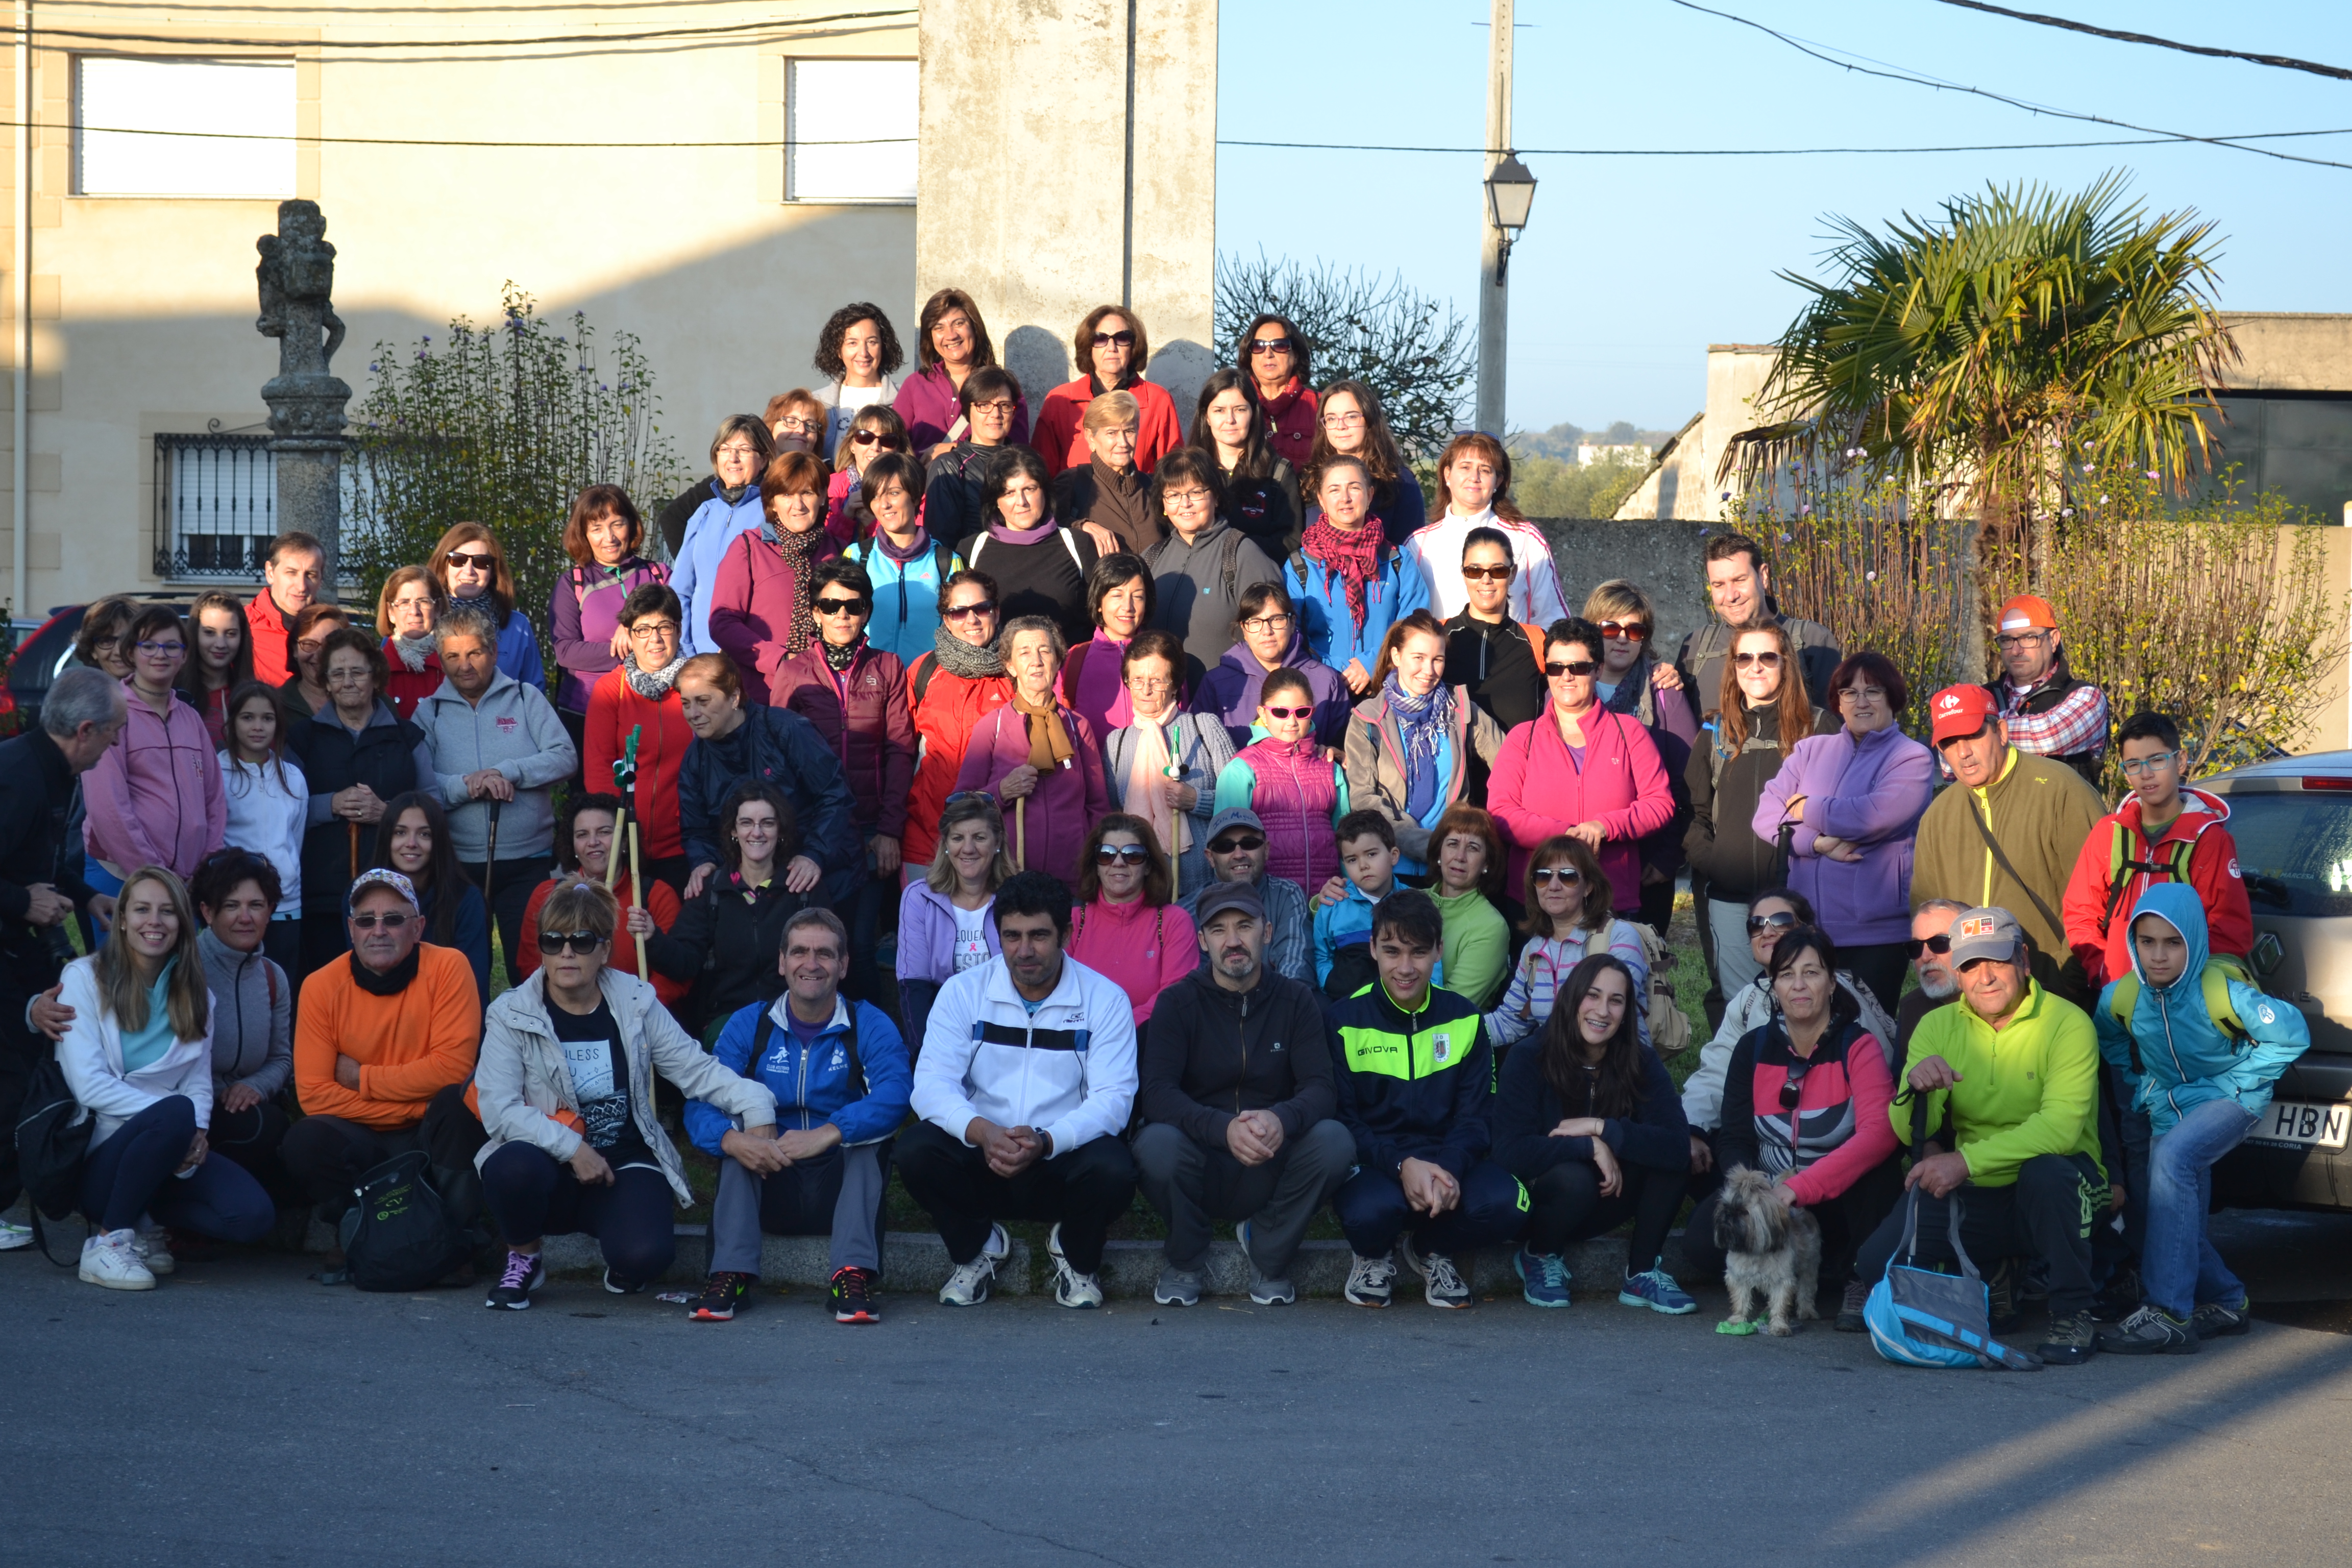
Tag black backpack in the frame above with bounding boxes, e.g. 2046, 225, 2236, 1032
339, 1149, 470, 1292
13, 1054, 93, 1264
1322, 940, 1380, 1002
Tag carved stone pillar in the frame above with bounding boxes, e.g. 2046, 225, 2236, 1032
256, 200, 352, 585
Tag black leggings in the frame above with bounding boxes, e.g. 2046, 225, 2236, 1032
479, 1141, 676, 1287
79, 1096, 276, 1241
1524, 1159, 1684, 1277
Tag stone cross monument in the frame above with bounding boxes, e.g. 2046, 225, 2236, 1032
256, 200, 351, 583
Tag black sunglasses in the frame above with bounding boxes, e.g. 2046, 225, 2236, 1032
849, 430, 907, 450
1779, 1057, 1814, 1111
812, 598, 869, 616
1208, 832, 1266, 854
541, 930, 607, 955
1092, 329, 1137, 347
348, 912, 412, 931
1545, 660, 1599, 678
1530, 866, 1582, 885
1906, 933, 1954, 959
1745, 911, 1801, 935
1093, 844, 1150, 866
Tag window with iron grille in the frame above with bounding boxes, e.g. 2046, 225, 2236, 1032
154, 432, 276, 579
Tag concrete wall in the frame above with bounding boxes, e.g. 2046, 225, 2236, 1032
915, 0, 1216, 437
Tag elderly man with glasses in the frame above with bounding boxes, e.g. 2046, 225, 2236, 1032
1982, 594, 2111, 786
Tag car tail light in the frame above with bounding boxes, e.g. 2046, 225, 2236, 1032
2304, 777, 2352, 791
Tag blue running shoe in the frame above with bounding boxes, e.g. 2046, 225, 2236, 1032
1513, 1247, 1572, 1309
1618, 1267, 1697, 1315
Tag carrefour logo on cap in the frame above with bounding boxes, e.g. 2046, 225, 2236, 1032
1957, 915, 2001, 939
1936, 692, 1962, 712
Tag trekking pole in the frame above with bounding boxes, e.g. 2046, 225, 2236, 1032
347, 819, 359, 881
1014, 795, 1026, 871
1164, 729, 1184, 900
483, 796, 504, 908
607, 725, 642, 893
628, 816, 649, 978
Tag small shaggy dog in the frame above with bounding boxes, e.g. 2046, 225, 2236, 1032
1712, 1167, 1822, 1336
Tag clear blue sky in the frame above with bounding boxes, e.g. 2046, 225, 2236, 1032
1215, 1, 2352, 435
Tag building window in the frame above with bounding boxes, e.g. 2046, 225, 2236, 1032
76, 57, 296, 199
785, 58, 916, 204
154, 433, 276, 579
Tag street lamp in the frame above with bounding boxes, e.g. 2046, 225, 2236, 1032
1485, 152, 1537, 283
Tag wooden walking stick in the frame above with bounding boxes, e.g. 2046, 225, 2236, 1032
628, 816, 648, 978
606, 726, 642, 892
1014, 796, 1026, 871
347, 819, 360, 881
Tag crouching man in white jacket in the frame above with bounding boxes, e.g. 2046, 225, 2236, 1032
905, 871, 1138, 1309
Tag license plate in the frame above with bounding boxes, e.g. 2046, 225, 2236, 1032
2249, 1101, 2352, 1150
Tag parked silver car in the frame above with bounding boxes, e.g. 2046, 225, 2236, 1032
2196, 752, 2352, 1211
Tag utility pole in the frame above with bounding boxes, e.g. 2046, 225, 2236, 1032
1474, 0, 1513, 437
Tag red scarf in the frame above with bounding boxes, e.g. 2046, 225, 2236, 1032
1300, 516, 1382, 633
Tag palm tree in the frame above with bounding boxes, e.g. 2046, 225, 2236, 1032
1725, 174, 2236, 660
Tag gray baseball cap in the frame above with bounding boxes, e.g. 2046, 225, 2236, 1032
1193, 880, 1265, 925
1948, 906, 2026, 968
1204, 807, 1265, 845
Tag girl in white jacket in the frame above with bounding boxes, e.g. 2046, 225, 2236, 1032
55, 865, 275, 1290
218, 682, 307, 978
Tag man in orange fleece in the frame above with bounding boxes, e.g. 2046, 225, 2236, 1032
283, 869, 483, 1256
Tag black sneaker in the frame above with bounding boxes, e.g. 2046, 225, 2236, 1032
2037, 1309, 2099, 1366
1984, 1258, 2023, 1335
2097, 1304, 2198, 1356
484, 1250, 544, 1310
2091, 1267, 2144, 1325
603, 1268, 648, 1296
830, 1266, 880, 1324
691, 1271, 754, 1322
2192, 1297, 2251, 1340
1834, 1279, 1868, 1333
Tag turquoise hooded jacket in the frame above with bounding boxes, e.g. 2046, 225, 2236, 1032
2092, 882, 2308, 1138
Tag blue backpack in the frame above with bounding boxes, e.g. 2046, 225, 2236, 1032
1864, 1188, 2042, 1371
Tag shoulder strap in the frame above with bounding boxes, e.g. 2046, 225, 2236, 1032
264, 960, 279, 1010
2201, 961, 2251, 1044
911, 651, 940, 706
1219, 528, 1244, 605
967, 534, 989, 567
932, 542, 954, 582
1963, 790, 2066, 939
1058, 527, 1088, 574
751, 1008, 775, 1068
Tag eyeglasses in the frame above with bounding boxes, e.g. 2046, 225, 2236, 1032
134, 640, 186, 656
1906, 933, 1954, 959
774, 416, 816, 433
1241, 614, 1293, 634
1778, 1058, 1814, 1111
445, 550, 497, 571
1545, 660, 1598, 678
1745, 911, 1800, 935
1321, 410, 1365, 429
1530, 866, 1582, 885
540, 930, 607, 955
349, 912, 413, 930
716, 442, 763, 458
971, 399, 1016, 417
942, 601, 998, 621
1248, 337, 1293, 356
1839, 685, 1887, 704
2119, 751, 2178, 776
1208, 832, 1266, 854
1162, 486, 1212, 508
850, 430, 907, 450
1596, 621, 1649, 642
812, 598, 869, 616
1460, 564, 1514, 582
1126, 674, 1175, 692
1262, 705, 1312, 720
1093, 844, 1150, 866
323, 669, 374, 687
628, 621, 681, 641
1994, 630, 2051, 651
1733, 650, 1783, 669
1091, 329, 1137, 348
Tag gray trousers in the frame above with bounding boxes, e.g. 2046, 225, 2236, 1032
1133, 1118, 1355, 1278
1708, 895, 1765, 1000
709, 1141, 888, 1276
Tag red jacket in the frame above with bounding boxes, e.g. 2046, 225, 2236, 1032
584, 666, 694, 862
1033, 376, 1185, 479
2062, 788, 2253, 988
380, 640, 442, 722
246, 589, 298, 688
1258, 378, 1319, 470
706, 528, 840, 704
902, 653, 1013, 871
519, 871, 687, 1006
1488, 704, 1675, 912
769, 641, 918, 839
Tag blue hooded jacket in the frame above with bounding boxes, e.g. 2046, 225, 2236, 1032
685, 994, 912, 1154
2092, 883, 2308, 1138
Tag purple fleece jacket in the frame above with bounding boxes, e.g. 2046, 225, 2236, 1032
1752, 724, 1934, 946
896, 880, 1002, 982
548, 556, 668, 714
1191, 635, 1352, 750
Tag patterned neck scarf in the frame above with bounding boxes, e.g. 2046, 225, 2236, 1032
1300, 515, 1382, 633
930, 624, 1004, 680
389, 632, 436, 674
624, 653, 687, 701
1382, 672, 1454, 820
765, 523, 827, 657
821, 635, 863, 674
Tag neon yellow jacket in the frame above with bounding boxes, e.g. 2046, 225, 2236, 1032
1895, 980, 2104, 1187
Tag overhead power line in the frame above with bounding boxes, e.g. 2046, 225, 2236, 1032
6, 6, 911, 50
58, 0, 798, 12
1666, 0, 2352, 174
1933, 1, 2352, 83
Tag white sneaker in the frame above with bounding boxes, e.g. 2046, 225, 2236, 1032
134, 1230, 176, 1276
0, 1218, 33, 1251
1343, 1252, 1398, 1308
79, 1229, 157, 1291
982, 1221, 1011, 1264
1047, 1222, 1104, 1309
939, 1252, 996, 1307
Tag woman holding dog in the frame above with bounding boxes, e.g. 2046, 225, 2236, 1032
1684, 927, 1900, 1334
1493, 953, 1694, 1315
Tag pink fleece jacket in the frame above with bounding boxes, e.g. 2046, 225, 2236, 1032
1068, 895, 1197, 1023
84, 682, 226, 880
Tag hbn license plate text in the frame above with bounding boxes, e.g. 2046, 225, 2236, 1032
2252, 1101, 2351, 1150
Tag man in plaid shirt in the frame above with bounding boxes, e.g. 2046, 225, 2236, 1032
1982, 594, 2109, 787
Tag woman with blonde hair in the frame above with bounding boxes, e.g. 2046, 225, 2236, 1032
1484, 834, 1651, 1054
1583, 577, 1696, 932
895, 791, 1016, 1050
428, 521, 544, 685
56, 865, 274, 1289
1066, 811, 1196, 1024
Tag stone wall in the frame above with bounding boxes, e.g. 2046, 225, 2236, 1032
1531, 516, 1716, 655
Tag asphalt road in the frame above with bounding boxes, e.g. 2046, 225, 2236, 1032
9, 1211, 2352, 1568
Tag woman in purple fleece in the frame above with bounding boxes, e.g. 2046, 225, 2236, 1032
894, 791, 1016, 1057
1752, 651, 1932, 1015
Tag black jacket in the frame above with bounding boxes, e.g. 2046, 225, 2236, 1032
1138, 967, 1336, 1146
1218, 457, 1301, 559
960, 524, 1100, 648
0, 727, 94, 983
675, 705, 864, 907
288, 701, 428, 919
1492, 1038, 1688, 1181
1683, 703, 1836, 901
1442, 612, 1547, 736
646, 874, 816, 1034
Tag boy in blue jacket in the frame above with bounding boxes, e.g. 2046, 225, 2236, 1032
684, 908, 912, 1325
2093, 884, 2306, 1354
1325, 890, 1523, 1310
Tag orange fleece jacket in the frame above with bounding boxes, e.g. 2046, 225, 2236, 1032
294, 943, 481, 1129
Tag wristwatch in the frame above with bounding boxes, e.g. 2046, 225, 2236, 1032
1037, 1129, 1056, 1160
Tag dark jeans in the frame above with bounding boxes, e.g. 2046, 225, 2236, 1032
479, 1141, 676, 1287
1331, 1159, 1528, 1260
208, 1098, 294, 1198
1524, 1159, 1683, 1275
1681, 1157, 1903, 1286
79, 1096, 276, 1240
896, 980, 941, 1063
1132, 1119, 1355, 1278
895, 1120, 1138, 1274
279, 1083, 488, 1226
461, 854, 554, 990
1852, 1152, 2104, 1318
843, 867, 891, 1007
262, 920, 303, 990
1843, 942, 1909, 1020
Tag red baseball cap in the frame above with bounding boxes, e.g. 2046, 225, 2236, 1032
1996, 595, 2058, 634
1929, 684, 1999, 745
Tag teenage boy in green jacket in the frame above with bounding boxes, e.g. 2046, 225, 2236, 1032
1851, 905, 2109, 1365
